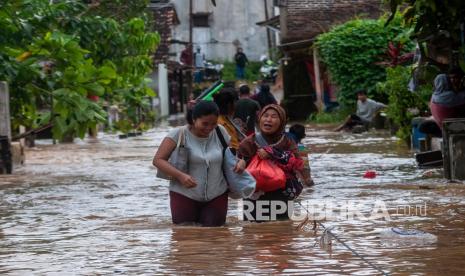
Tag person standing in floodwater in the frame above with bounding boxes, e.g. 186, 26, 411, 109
238, 104, 305, 222
234, 84, 261, 136
286, 123, 314, 187
153, 101, 246, 227
213, 87, 242, 151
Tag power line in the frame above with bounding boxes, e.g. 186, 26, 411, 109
297, 201, 390, 276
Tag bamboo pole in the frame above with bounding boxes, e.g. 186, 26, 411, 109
313, 48, 324, 112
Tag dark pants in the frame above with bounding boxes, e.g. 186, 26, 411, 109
418, 120, 442, 137
170, 191, 228, 227
194, 70, 203, 83
243, 190, 291, 222
342, 114, 368, 130
236, 66, 245, 79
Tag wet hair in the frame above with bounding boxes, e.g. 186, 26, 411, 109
239, 84, 250, 95
448, 66, 464, 77
356, 90, 367, 96
289, 124, 306, 142
213, 88, 238, 115
186, 100, 219, 125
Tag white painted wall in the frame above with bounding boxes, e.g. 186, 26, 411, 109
157, 64, 169, 117
171, 0, 273, 62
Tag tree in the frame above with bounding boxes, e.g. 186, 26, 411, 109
0, 0, 160, 140
386, 0, 465, 69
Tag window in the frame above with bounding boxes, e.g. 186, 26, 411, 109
192, 13, 210, 27
273, 0, 287, 7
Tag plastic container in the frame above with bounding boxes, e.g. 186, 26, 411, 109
379, 227, 437, 247
411, 117, 427, 151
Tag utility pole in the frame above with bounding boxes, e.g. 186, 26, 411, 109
0, 82, 11, 140
0, 81, 12, 174
187, 0, 194, 101
264, 0, 273, 59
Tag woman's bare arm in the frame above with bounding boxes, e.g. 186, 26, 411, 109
153, 138, 197, 188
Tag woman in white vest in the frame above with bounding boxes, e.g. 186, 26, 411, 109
153, 100, 245, 226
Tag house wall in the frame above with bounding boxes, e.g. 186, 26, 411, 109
152, 6, 178, 64
281, 0, 384, 43
170, 0, 274, 62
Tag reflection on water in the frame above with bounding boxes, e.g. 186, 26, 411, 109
1, 125, 465, 275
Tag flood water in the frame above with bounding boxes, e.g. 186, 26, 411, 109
1, 124, 465, 275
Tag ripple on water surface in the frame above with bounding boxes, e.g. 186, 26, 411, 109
1, 126, 465, 275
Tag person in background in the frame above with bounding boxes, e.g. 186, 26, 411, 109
234, 47, 248, 79
429, 67, 465, 129
234, 84, 261, 136
251, 84, 277, 109
180, 43, 192, 66
153, 101, 245, 227
286, 124, 314, 187
334, 90, 386, 131
213, 88, 243, 151
238, 104, 305, 222
194, 46, 205, 83
323, 72, 340, 112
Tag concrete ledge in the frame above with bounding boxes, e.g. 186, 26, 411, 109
11, 142, 25, 166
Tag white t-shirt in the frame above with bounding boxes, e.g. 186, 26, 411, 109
356, 99, 386, 122
194, 52, 204, 68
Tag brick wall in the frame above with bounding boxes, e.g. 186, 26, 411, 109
152, 6, 177, 64
283, 0, 384, 43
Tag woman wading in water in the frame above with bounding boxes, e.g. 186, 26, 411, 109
238, 104, 305, 222
153, 101, 246, 227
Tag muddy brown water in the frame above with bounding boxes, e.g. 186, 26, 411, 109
1, 124, 464, 275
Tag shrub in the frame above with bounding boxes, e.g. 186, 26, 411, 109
315, 16, 413, 106
376, 66, 431, 142
219, 61, 262, 82
307, 108, 352, 124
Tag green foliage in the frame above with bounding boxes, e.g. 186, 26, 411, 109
376, 66, 431, 142
114, 119, 133, 134
385, 0, 465, 71
31, 31, 113, 139
220, 61, 262, 82
315, 16, 414, 106
0, 0, 160, 140
386, 0, 465, 44
307, 108, 352, 124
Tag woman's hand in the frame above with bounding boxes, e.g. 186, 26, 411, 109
177, 173, 197, 188
257, 148, 270, 159
305, 177, 315, 187
233, 159, 246, 174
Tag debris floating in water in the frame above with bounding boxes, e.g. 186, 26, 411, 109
363, 170, 377, 178
319, 226, 334, 251
379, 227, 437, 247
